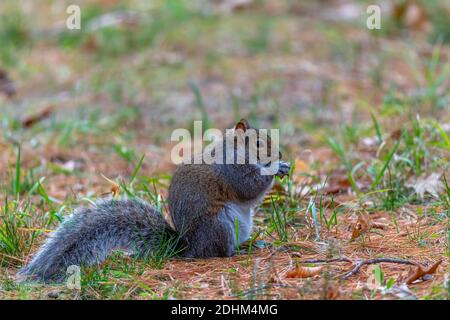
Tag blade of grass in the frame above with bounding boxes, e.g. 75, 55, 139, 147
327, 137, 359, 193
370, 139, 401, 191
308, 197, 320, 241
130, 154, 145, 186
234, 217, 240, 255
370, 112, 383, 144
434, 122, 450, 150
13, 144, 21, 197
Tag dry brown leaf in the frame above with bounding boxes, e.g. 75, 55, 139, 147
111, 184, 120, 198
405, 260, 443, 285
286, 265, 323, 278
82, 35, 99, 53
350, 215, 370, 240
323, 171, 351, 194
371, 221, 389, 230
392, 0, 430, 31
404, 266, 423, 285
425, 259, 443, 274
324, 284, 340, 300
22, 105, 55, 128
403, 1, 428, 30
100, 173, 120, 198
333, 194, 357, 205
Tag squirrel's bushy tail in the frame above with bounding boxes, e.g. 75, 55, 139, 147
18, 199, 179, 283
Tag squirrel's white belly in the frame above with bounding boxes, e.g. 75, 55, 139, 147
218, 202, 254, 246
218, 177, 274, 247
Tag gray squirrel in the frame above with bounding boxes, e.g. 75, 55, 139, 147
18, 119, 291, 283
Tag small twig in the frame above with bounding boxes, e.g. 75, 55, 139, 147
339, 258, 420, 280
291, 255, 421, 281
294, 257, 352, 264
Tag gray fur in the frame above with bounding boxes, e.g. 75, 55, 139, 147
169, 162, 276, 259
17, 199, 173, 283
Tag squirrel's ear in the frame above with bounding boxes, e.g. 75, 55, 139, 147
235, 119, 249, 132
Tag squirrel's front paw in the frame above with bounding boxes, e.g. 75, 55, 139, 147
276, 161, 291, 178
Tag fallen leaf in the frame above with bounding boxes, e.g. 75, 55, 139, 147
424, 259, 443, 274
371, 221, 389, 230
403, 1, 429, 30
324, 285, 340, 300
101, 173, 120, 198
22, 105, 55, 128
110, 184, 120, 198
405, 260, 442, 285
393, 0, 430, 31
286, 265, 323, 278
350, 215, 370, 240
322, 171, 352, 194
333, 194, 357, 205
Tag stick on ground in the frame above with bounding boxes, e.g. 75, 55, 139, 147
294, 256, 420, 280
339, 258, 420, 280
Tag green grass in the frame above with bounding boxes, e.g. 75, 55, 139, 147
326, 136, 359, 193
325, 106, 450, 211
318, 195, 338, 231
265, 197, 291, 243
0, 0, 448, 300
0, 7, 30, 67
0, 198, 38, 267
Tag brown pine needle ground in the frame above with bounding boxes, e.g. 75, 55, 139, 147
0, 0, 449, 300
